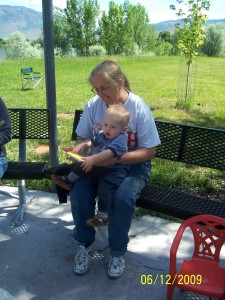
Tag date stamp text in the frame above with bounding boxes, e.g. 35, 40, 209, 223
140, 274, 202, 285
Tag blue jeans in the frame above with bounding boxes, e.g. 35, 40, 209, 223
70, 161, 151, 257
0, 156, 8, 178
71, 162, 130, 213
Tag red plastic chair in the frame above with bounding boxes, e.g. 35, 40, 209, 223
167, 214, 225, 300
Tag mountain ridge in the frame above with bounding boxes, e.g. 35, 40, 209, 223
0, 5, 42, 40
0, 5, 224, 40
153, 18, 225, 33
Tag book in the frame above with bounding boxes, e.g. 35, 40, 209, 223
66, 151, 83, 162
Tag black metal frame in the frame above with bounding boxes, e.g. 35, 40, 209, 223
155, 120, 225, 170
1, 108, 50, 225
3, 108, 50, 180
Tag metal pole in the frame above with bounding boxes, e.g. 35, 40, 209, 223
42, 0, 59, 167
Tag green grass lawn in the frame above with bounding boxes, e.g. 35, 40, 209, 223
0, 55, 224, 195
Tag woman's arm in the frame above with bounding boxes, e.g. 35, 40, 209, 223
120, 147, 156, 164
94, 147, 156, 167
0, 98, 12, 147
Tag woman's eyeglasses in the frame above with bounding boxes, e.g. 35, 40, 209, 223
91, 84, 114, 95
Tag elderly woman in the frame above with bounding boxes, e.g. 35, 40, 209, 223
69, 60, 160, 279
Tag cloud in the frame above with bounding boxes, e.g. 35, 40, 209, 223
53, 0, 67, 9
0, 0, 42, 11
0, 0, 67, 11
0, 0, 224, 23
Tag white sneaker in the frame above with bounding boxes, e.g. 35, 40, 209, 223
74, 243, 93, 275
108, 256, 125, 279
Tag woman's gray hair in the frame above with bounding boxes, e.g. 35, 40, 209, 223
88, 60, 131, 91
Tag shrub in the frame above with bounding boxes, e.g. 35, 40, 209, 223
5, 31, 42, 59
88, 45, 106, 56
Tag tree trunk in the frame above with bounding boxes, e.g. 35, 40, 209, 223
184, 62, 191, 105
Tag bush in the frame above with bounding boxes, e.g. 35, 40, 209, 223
201, 25, 225, 57
88, 45, 106, 56
155, 41, 173, 56
5, 31, 42, 59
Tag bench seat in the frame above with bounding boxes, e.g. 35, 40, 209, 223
2, 162, 48, 180
137, 185, 225, 220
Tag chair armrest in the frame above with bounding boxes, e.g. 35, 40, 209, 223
169, 223, 187, 276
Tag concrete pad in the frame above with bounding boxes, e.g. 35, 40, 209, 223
0, 186, 215, 300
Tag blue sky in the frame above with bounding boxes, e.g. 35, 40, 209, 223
0, 0, 224, 23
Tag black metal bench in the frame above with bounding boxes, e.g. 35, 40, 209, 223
71, 110, 225, 220
1, 108, 50, 225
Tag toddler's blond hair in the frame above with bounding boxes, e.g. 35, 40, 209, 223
105, 104, 130, 128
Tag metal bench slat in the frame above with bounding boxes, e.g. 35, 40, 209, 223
2, 162, 48, 180
137, 185, 225, 220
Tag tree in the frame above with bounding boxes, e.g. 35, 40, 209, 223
170, 29, 180, 55
54, 12, 72, 55
158, 31, 172, 43
65, 0, 100, 56
142, 25, 158, 54
100, 2, 125, 55
170, 0, 210, 107
201, 24, 225, 57
157, 30, 173, 55
99, 1, 150, 55
0, 38, 6, 47
126, 2, 150, 50
5, 31, 42, 59
82, 0, 100, 54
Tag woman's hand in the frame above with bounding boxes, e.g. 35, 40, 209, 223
64, 143, 88, 154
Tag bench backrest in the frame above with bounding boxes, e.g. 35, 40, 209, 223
8, 108, 50, 139
155, 120, 225, 170
21, 67, 33, 74
71, 109, 225, 171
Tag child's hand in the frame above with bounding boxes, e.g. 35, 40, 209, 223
81, 156, 94, 172
73, 144, 87, 154
63, 147, 74, 161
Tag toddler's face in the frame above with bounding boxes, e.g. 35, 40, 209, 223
103, 113, 125, 140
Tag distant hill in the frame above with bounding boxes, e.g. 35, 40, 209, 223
0, 5, 42, 40
154, 18, 225, 33
0, 5, 225, 40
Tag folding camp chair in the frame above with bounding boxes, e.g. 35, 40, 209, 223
21, 67, 43, 90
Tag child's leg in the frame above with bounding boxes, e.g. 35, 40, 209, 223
51, 173, 74, 191
51, 161, 84, 191
86, 168, 128, 228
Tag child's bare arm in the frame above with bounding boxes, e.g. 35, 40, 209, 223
81, 149, 114, 172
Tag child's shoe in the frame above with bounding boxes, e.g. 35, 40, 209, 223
86, 213, 109, 228
51, 174, 72, 191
